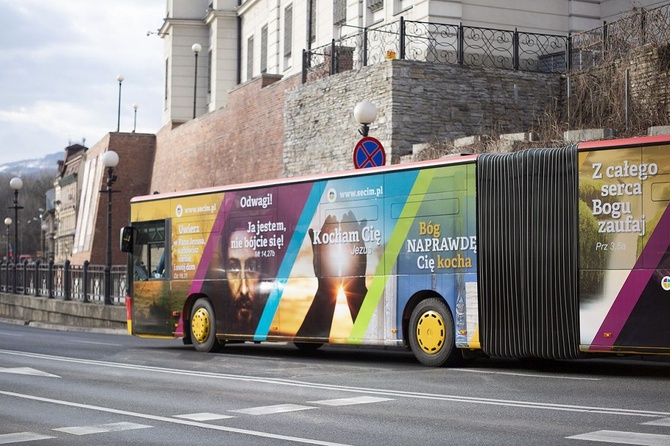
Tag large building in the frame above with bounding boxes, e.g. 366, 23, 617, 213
160, 0, 667, 126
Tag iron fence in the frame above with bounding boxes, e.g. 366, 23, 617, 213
569, 4, 670, 71
303, 17, 569, 82
0, 260, 126, 305
302, 4, 670, 82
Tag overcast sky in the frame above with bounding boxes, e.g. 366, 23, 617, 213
0, 1, 165, 165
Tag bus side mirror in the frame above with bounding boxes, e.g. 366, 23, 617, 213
120, 226, 135, 253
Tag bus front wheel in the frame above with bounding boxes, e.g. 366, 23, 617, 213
190, 299, 223, 353
408, 298, 458, 367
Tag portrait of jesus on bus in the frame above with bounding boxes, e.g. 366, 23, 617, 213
224, 226, 266, 333
198, 217, 274, 337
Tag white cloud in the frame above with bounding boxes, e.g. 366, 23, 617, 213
0, 0, 165, 164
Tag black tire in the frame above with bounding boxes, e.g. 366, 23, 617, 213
408, 297, 460, 367
294, 342, 323, 352
190, 298, 224, 353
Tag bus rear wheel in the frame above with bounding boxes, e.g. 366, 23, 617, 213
190, 298, 223, 353
409, 298, 458, 367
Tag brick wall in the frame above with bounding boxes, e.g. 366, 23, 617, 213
72, 133, 156, 265
151, 74, 301, 194
150, 59, 560, 186
283, 60, 561, 176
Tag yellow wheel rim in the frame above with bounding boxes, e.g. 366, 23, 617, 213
416, 310, 445, 355
191, 307, 211, 344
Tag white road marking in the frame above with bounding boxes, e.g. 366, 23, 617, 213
0, 432, 54, 444
230, 404, 316, 415
175, 412, 235, 421
645, 418, 670, 427
71, 340, 122, 347
451, 368, 600, 381
1, 349, 668, 418
310, 396, 394, 406
568, 430, 670, 445
0, 331, 23, 337
53, 422, 152, 435
0, 367, 60, 378
0, 390, 352, 446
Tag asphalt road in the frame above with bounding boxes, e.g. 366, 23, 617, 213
1, 322, 669, 445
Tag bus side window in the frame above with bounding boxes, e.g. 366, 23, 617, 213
132, 220, 168, 281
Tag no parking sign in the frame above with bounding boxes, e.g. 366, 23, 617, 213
353, 137, 386, 169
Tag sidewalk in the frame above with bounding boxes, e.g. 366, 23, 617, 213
0, 292, 127, 334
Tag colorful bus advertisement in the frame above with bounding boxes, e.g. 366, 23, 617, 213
124, 135, 670, 366
578, 139, 670, 353
126, 158, 477, 365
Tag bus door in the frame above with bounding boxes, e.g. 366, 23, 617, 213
129, 219, 172, 336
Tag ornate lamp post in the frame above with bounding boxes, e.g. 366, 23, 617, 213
41, 222, 48, 259
4, 217, 11, 260
101, 151, 119, 305
132, 103, 139, 132
9, 177, 23, 289
116, 74, 124, 132
354, 101, 378, 137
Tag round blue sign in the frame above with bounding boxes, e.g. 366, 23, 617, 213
353, 137, 386, 169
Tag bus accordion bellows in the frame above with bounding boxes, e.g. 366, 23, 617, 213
121, 135, 670, 366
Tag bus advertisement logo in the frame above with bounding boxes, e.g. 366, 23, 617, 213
327, 188, 337, 202
662, 276, 670, 291
175, 204, 183, 218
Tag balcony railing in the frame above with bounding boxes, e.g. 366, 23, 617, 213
0, 260, 126, 306
303, 17, 569, 82
302, 4, 670, 83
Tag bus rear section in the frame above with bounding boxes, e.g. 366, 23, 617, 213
473, 136, 670, 359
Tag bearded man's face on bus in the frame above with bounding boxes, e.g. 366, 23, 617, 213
226, 230, 262, 328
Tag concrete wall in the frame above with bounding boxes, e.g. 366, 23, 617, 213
0, 293, 126, 333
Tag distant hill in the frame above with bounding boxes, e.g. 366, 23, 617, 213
0, 152, 62, 176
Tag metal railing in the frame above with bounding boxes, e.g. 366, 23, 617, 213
302, 4, 670, 82
302, 17, 569, 82
0, 260, 126, 305
570, 4, 670, 71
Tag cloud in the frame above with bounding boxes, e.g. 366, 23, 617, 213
0, 0, 165, 164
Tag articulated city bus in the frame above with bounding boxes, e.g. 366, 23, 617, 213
121, 135, 670, 366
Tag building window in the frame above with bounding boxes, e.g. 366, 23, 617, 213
207, 49, 212, 95
308, 0, 316, 44
333, 0, 346, 25
284, 5, 293, 57
247, 36, 254, 81
164, 58, 169, 103
261, 25, 268, 74
367, 0, 383, 12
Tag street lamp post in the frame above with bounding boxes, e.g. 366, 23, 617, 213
354, 101, 378, 137
4, 218, 11, 260
101, 151, 119, 305
132, 103, 139, 132
191, 43, 202, 119
116, 74, 124, 132
41, 222, 48, 259
9, 177, 23, 289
